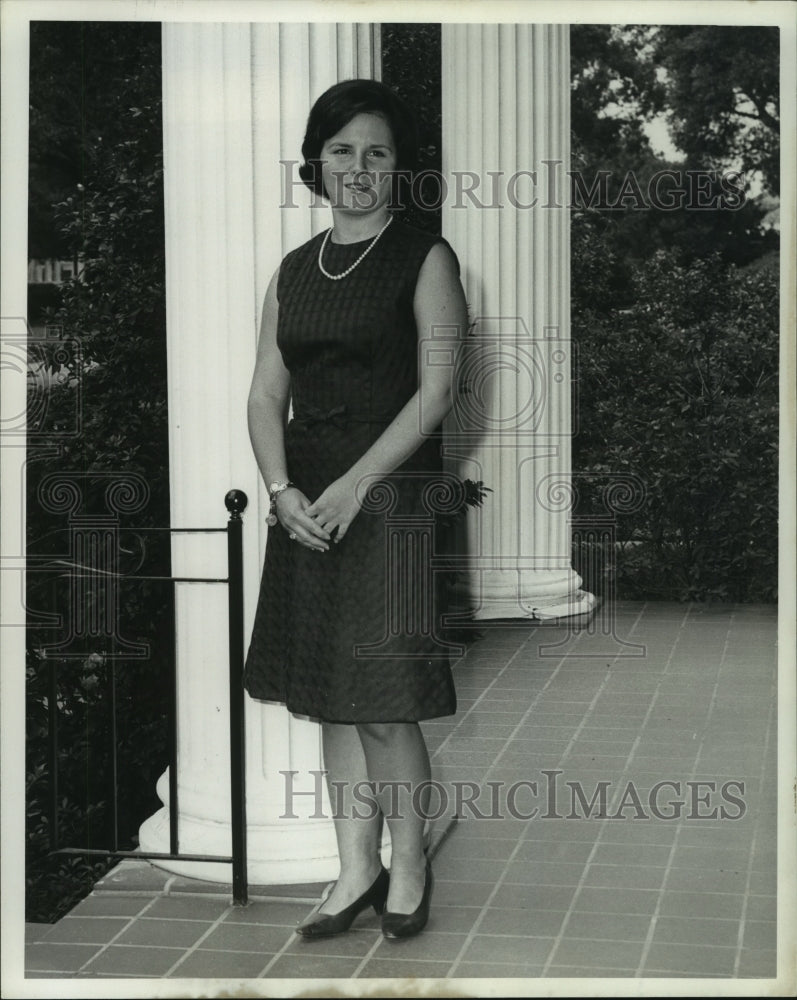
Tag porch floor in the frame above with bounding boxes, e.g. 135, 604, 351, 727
24, 602, 781, 986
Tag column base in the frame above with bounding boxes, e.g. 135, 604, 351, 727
137, 766, 342, 884
471, 589, 597, 622
461, 568, 597, 622
138, 779, 454, 886
138, 805, 341, 885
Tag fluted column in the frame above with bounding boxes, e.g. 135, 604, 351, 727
441, 24, 595, 620
139, 22, 377, 884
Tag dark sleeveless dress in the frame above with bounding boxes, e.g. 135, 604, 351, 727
243, 219, 460, 723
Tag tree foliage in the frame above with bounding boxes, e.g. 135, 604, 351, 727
573, 242, 778, 602
28, 21, 163, 258
381, 23, 442, 234
652, 26, 780, 195
26, 21, 171, 923
569, 23, 778, 601
571, 24, 665, 168
570, 24, 779, 299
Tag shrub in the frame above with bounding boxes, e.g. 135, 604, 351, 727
26, 38, 172, 921
573, 249, 778, 602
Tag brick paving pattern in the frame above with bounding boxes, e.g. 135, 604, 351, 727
23, 603, 780, 983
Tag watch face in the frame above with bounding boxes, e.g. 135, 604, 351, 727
268, 482, 282, 493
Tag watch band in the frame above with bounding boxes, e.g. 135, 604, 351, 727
266, 481, 296, 526
268, 480, 294, 500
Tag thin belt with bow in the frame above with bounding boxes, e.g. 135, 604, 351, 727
291, 402, 392, 428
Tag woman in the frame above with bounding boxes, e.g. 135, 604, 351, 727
243, 79, 468, 940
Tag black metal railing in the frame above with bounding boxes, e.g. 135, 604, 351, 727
34, 489, 249, 905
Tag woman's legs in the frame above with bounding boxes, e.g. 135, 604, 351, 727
316, 720, 432, 917
316, 721, 383, 915
357, 721, 431, 914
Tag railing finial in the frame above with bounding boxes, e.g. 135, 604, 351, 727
225, 489, 248, 518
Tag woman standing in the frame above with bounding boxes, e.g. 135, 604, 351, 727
243, 79, 468, 940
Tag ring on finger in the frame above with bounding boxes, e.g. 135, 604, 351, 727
289, 531, 297, 541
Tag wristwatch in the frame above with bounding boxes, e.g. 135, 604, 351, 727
267, 481, 295, 526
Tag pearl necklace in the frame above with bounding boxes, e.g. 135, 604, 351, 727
318, 216, 393, 280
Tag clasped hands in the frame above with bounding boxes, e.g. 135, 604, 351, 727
275, 475, 362, 551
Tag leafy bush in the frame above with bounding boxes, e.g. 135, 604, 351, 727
26, 25, 172, 923
25, 644, 170, 923
572, 246, 778, 602
381, 23, 442, 234
27, 283, 63, 325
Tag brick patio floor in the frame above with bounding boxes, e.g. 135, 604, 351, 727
21, 602, 788, 991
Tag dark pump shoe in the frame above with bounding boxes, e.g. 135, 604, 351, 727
296, 867, 390, 940
381, 860, 433, 939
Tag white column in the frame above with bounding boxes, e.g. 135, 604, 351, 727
441, 24, 594, 621
139, 22, 376, 885
0, 14, 30, 967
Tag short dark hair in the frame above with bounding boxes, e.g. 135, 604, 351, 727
298, 79, 419, 198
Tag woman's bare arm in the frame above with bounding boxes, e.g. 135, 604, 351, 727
248, 268, 331, 550
247, 268, 290, 486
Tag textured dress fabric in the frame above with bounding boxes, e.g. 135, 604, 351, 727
243, 219, 460, 723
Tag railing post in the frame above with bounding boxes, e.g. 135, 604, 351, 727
225, 489, 248, 905
47, 655, 59, 851
168, 605, 179, 856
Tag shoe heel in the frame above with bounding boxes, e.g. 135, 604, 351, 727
371, 867, 390, 916
381, 860, 433, 940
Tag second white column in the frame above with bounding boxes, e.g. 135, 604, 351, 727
441, 23, 595, 621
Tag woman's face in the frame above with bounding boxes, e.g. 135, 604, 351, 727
320, 112, 397, 214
